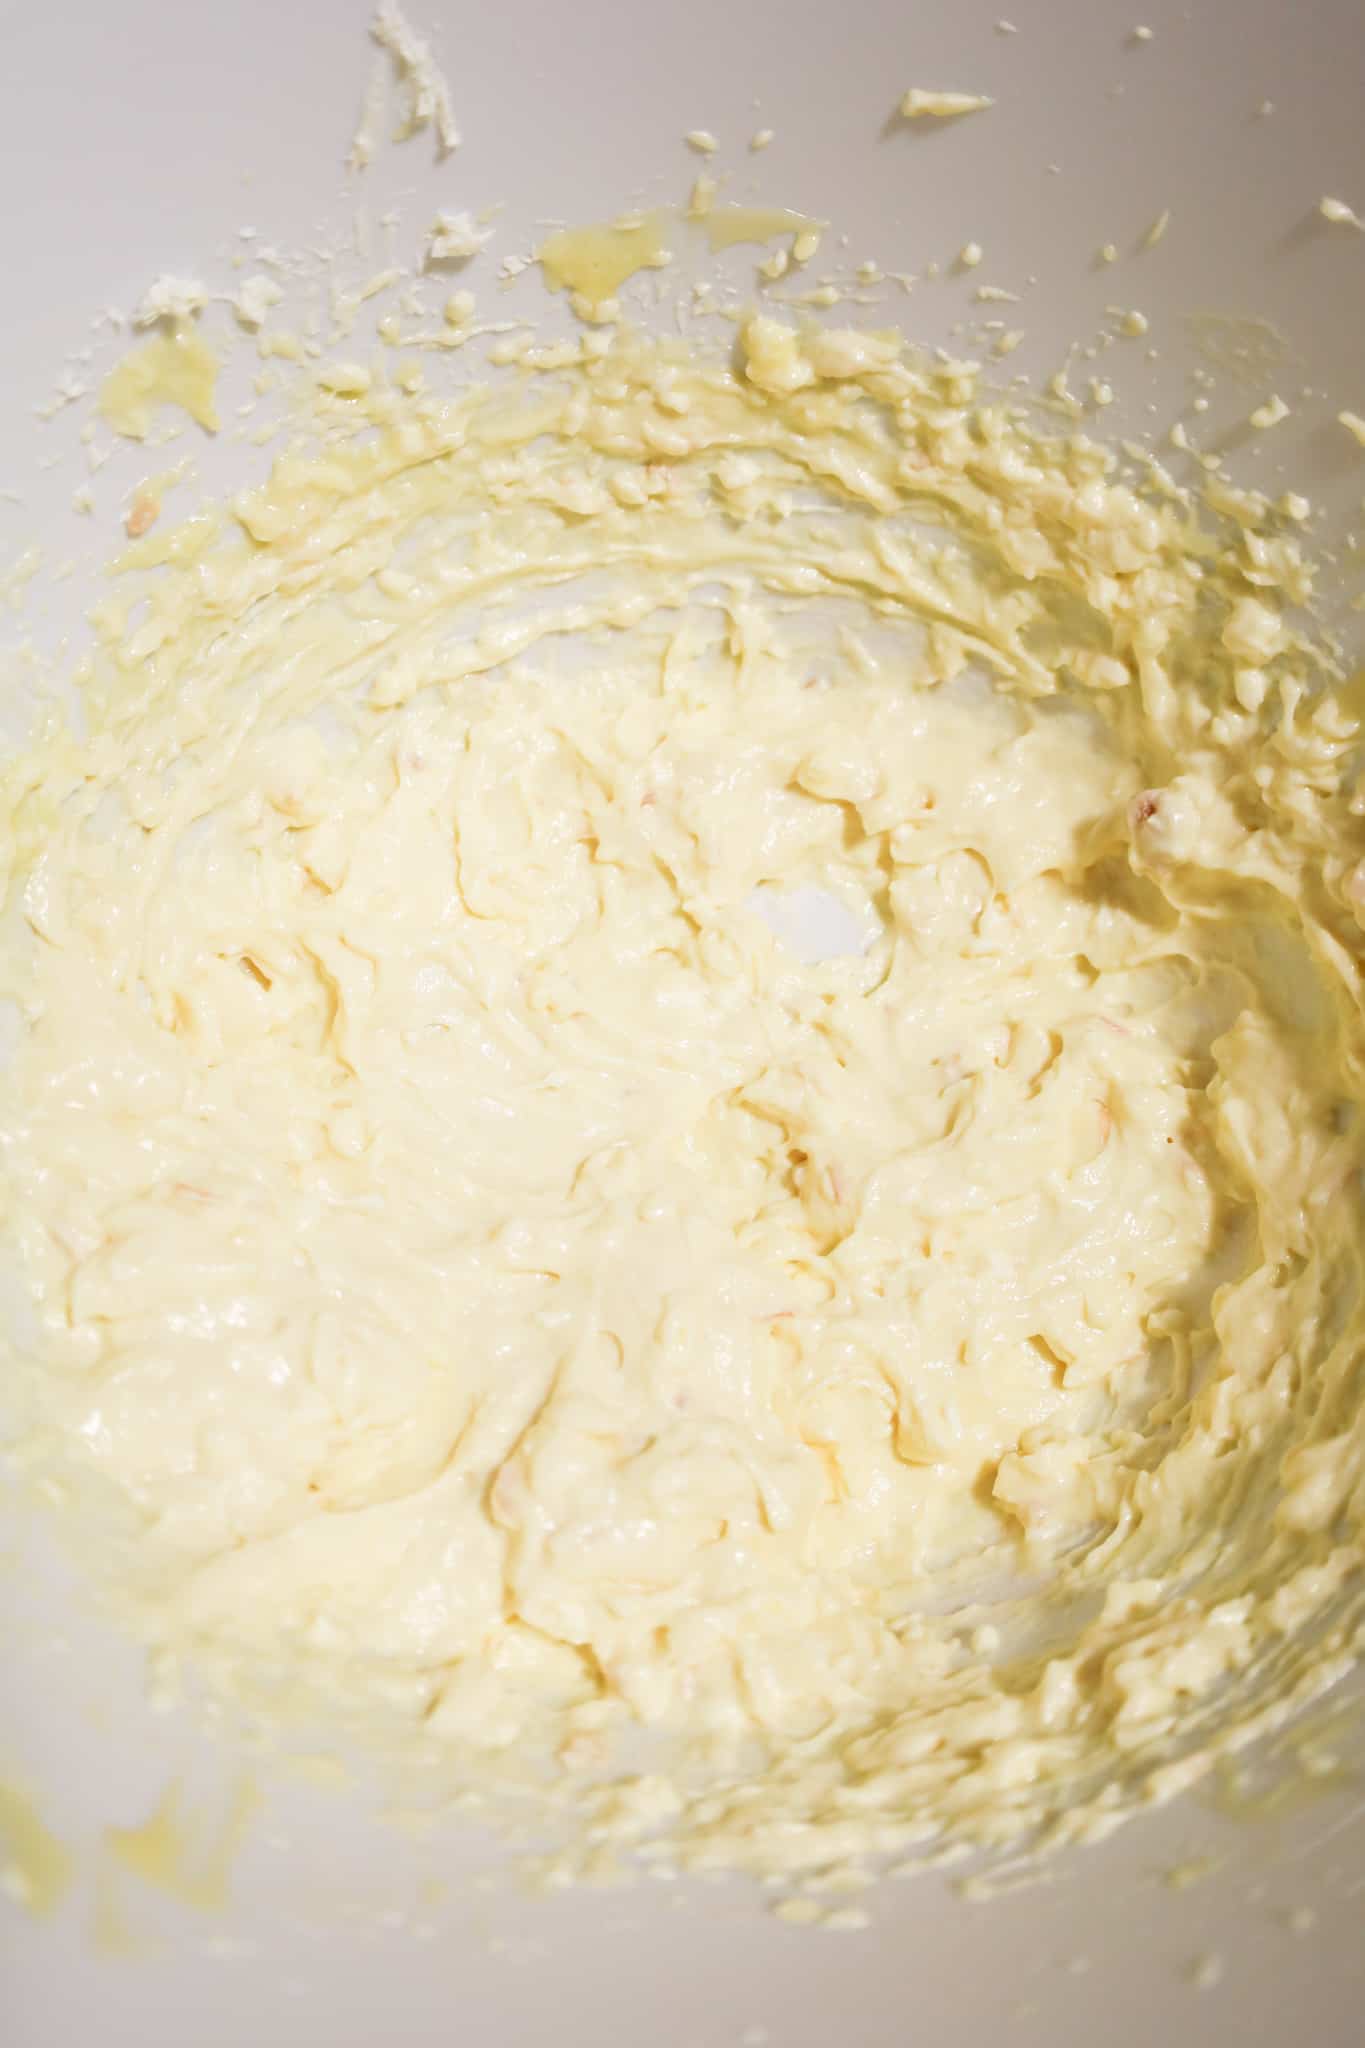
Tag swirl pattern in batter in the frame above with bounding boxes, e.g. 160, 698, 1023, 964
1, 317, 1362, 1878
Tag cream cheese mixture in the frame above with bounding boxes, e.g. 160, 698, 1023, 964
2, 313, 1363, 1881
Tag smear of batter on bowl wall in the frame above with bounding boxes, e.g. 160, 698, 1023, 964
0, 1778, 72, 1914
1, 16, 1364, 1912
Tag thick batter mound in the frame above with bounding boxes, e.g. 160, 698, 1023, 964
2, 318, 1362, 1878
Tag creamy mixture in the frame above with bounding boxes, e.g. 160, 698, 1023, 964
1, 315, 1363, 1880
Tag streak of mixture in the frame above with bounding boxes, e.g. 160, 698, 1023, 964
1, 315, 1362, 1881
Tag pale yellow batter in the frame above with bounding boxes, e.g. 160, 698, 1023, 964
1, 315, 1362, 1881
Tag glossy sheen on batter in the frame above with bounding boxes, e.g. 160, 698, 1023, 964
1, 318, 1363, 1878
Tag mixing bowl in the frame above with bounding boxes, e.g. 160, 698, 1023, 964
3, 2, 1363, 2042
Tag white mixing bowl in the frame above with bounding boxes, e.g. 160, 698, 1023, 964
3, 2, 1363, 2042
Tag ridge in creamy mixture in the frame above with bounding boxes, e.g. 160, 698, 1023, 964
1, 314, 1362, 1881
